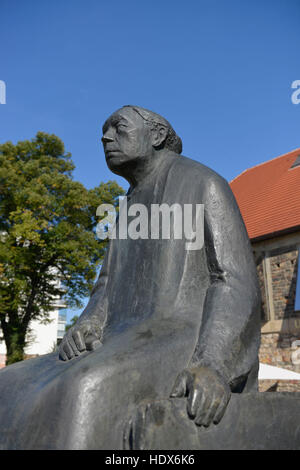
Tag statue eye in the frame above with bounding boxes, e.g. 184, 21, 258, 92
116, 123, 127, 131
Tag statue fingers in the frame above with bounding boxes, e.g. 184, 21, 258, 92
195, 392, 221, 427
67, 334, 80, 356
72, 329, 86, 352
62, 339, 75, 360
59, 342, 68, 361
123, 403, 148, 450
187, 387, 206, 420
85, 334, 102, 351
123, 416, 133, 450
213, 391, 231, 424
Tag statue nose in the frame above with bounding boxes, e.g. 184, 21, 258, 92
102, 135, 114, 144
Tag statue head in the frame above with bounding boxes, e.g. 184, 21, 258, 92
101, 105, 182, 175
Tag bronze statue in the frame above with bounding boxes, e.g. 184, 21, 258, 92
0, 106, 261, 449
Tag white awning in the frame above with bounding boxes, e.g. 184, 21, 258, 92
258, 363, 300, 380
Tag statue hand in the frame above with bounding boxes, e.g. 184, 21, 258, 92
59, 319, 102, 361
170, 366, 231, 426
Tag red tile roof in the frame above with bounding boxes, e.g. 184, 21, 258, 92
230, 149, 300, 241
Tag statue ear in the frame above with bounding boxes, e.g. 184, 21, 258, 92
152, 126, 168, 149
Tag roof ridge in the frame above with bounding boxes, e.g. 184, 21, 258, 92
230, 147, 300, 183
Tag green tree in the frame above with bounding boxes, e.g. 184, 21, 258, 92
0, 132, 124, 365
65, 315, 79, 332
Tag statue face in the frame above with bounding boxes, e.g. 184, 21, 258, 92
101, 107, 153, 173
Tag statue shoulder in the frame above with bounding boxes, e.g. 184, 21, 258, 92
173, 155, 230, 194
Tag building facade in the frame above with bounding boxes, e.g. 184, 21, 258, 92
0, 304, 66, 368
230, 148, 300, 391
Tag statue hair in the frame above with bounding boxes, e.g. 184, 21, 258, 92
123, 105, 182, 155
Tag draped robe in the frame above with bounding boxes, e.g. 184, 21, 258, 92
0, 152, 261, 449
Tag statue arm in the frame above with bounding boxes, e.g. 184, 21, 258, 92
190, 175, 261, 389
76, 259, 109, 327
171, 174, 261, 426
59, 246, 110, 360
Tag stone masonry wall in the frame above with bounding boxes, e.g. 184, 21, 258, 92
255, 246, 299, 322
259, 379, 300, 392
269, 248, 298, 320
259, 332, 300, 392
255, 254, 268, 322
256, 244, 300, 392
259, 332, 300, 372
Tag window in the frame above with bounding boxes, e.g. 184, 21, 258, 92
295, 251, 300, 311
290, 155, 300, 169
58, 310, 67, 323
57, 309, 67, 339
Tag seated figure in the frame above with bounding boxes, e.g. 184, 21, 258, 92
0, 106, 261, 450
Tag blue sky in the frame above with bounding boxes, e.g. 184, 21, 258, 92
1, 0, 300, 320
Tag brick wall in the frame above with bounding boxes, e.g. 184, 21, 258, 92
259, 379, 300, 392
259, 333, 300, 392
269, 248, 298, 320
255, 239, 300, 392
259, 332, 300, 371
256, 254, 268, 322
255, 246, 299, 322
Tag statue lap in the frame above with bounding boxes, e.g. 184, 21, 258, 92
0, 317, 197, 449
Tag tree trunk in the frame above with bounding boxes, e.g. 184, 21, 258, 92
6, 334, 26, 365
2, 320, 27, 366
2, 281, 38, 365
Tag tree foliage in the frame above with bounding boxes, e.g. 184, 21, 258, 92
0, 132, 124, 364
65, 315, 79, 332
